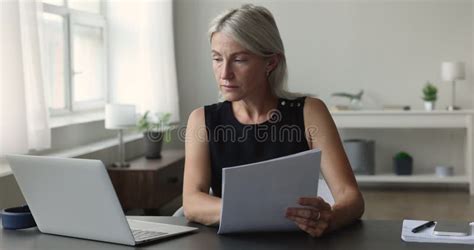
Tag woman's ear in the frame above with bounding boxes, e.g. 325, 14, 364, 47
266, 54, 280, 73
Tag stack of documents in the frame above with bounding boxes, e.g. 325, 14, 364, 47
401, 220, 474, 245
218, 149, 321, 234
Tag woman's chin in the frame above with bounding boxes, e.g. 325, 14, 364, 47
221, 92, 243, 102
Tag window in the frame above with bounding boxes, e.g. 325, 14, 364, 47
42, 0, 107, 115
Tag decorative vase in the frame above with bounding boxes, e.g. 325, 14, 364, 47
424, 101, 435, 111
144, 131, 163, 159
343, 139, 375, 175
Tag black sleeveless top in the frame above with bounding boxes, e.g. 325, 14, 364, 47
204, 97, 310, 197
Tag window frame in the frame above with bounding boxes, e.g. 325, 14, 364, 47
42, 1, 108, 116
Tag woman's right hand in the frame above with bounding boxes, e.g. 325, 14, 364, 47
285, 196, 333, 237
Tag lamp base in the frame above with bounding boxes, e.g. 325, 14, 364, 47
111, 162, 130, 168
446, 105, 461, 111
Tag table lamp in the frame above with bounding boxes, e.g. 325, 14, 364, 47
441, 62, 466, 111
105, 104, 136, 168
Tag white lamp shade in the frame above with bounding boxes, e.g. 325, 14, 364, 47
441, 62, 466, 82
105, 104, 136, 129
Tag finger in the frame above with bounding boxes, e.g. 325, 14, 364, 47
294, 221, 319, 237
288, 214, 330, 231
286, 215, 318, 228
298, 196, 331, 210
287, 215, 329, 232
287, 215, 331, 233
303, 196, 331, 210
285, 207, 321, 220
286, 208, 332, 221
294, 221, 324, 238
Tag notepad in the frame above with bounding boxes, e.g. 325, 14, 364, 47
401, 220, 474, 245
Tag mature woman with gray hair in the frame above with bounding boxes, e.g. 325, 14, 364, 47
183, 4, 364, 237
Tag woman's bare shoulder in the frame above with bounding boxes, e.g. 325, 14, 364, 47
185, 107, 209, 146
303, 97, 340, 148
188, 101, 227, 124
187, 107, 205, 125
303, 97, 332, 122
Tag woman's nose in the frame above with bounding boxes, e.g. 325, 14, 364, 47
220, 62, 234, 80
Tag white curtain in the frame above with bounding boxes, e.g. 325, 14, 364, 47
0, 0, 50, 156
108, 0, 180, 122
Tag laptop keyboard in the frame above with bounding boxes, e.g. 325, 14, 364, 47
132, 229, 168, 241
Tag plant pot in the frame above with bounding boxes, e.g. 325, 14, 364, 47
393, 157, 413, 175
424, 101, 435, 111
144, 131, 164, 159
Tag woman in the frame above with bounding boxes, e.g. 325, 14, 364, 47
183, 4, 364, 237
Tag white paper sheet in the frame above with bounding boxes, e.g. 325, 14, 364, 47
401, 220, 474, 245
217, 149, 321, 234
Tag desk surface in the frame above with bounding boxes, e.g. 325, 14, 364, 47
0, 217, 471, 249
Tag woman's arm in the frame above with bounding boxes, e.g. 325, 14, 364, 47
286, 97, 364, 236
307, 98, 364, 230
182, 108, 221, 226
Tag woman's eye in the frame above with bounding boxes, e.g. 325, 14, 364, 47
212, 58, 223, 62
234, 58, 247, 62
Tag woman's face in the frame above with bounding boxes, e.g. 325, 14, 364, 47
211, 32, 269, 102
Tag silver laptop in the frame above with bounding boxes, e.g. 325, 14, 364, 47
6, 154, 198, 246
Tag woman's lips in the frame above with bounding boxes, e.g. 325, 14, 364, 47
221, 85, 239, 90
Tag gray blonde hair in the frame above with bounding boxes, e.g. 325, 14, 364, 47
209, 4, 301, 100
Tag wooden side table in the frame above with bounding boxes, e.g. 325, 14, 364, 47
107, 149, 185, 212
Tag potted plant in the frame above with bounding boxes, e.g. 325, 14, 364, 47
393, 151, 413, 175
137, 111, 172, 159
422, 82, 437, 111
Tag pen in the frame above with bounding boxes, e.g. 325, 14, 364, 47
411, 221, 435, 233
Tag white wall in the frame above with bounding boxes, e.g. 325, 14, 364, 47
173, 0, 473, 178
174, 0, 473, 121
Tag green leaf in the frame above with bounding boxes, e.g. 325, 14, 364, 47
136, 111, 173, 143
394, 151, 412, 159
422, 82, 437, 101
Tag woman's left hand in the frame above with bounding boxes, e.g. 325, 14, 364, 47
285, 196, 333, 237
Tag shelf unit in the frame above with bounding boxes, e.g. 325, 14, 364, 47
331, 110, 474, 194
355, 174, 468, 184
